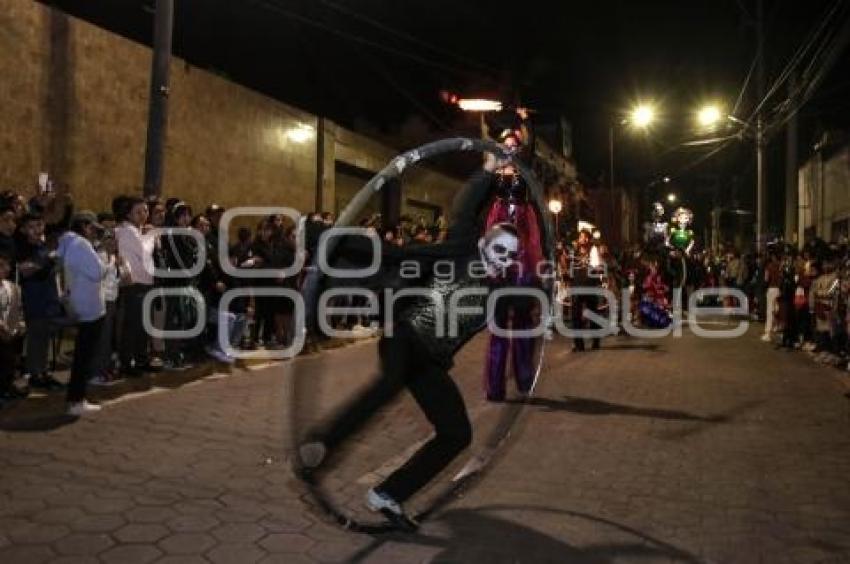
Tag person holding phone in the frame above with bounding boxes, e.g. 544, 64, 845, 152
16, 213, 64, 389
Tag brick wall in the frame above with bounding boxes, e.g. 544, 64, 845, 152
0, 0, 461, 227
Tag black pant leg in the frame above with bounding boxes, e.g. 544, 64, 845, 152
378, 357, 472, 503
572, 294, 584, 349
316, 334, 409, 450
586, 294, 601, 348
0, 339, 15, 393
122, 284, 152, 368
67, 317, 104, 403
782, 299, 797, 347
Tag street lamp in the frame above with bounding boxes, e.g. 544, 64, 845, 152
609, 102, 658, 241
629, 104, 656, 129
696, 104, 722, 127
667, 193, 677, 204
548, 198, 563, 238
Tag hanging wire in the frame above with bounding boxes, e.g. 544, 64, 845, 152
355, 45, 453, 132
745, 0, 845, 125
317, 0, 501, 77
731, 55, 758, 118
243, 0, 499, 85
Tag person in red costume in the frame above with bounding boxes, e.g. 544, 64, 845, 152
482, 122, 545, 401
640, 260, 672, 328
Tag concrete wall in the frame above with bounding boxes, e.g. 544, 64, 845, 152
0, 0, 460, 227
799, 145, 850, 244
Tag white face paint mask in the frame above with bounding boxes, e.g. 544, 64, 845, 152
479, 231, 519, 275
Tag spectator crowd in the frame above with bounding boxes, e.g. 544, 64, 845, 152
0, 184, 449, 416
556, 226, 850, 371
3, 179, 848, 417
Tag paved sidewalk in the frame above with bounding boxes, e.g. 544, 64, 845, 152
1, 323, 849, 563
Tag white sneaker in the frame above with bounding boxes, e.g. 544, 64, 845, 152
760, 334, 771, 342
350, 324, 375, 339
67, 400, 102, 416
206, 347, 235, 364
366, 488, 403, 516
365, 488, 418, 530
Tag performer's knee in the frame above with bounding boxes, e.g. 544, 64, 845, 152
440, 416, 472, 453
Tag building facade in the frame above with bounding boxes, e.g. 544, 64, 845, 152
797, 133, 850, 245
0, 0, 462, 226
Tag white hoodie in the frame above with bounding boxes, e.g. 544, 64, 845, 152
57, 231, 109, 322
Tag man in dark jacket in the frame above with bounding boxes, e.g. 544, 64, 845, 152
16, 213, 64, 388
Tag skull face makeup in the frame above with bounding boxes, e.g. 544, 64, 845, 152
673, 207, 693, 228
479, 223, 520, 275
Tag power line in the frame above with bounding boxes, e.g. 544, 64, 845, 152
766, 7, 850, 136
745, 0, 845, 124
735, 0, 755, 23
667, 136, 739, 181
317, 0, 501, 77
355, 46, 453, 132
243, 0, 498, 85
731, 55, 758, 118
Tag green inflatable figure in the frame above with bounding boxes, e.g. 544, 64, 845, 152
669, 207, 695, 256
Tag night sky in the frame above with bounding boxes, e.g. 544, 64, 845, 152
43, 0, 850, 233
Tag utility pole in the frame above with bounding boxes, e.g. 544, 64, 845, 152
315, 117, 325, 212
755, 0, 766, 253
785, 74, 798, 247
142, 0, 174, 198
609, 125, 616, 239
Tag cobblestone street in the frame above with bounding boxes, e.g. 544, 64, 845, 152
2, 322, 850, 563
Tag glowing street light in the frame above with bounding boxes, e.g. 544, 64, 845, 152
630, 104, 656, 128
697, 104, 723, 128
667, 193, 678, 204
548, 198, 563, 238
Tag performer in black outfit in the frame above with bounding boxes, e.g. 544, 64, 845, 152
298, 154, 526, 530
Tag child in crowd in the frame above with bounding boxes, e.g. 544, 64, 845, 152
91, 225, 126, 385
0, 252, 26, 406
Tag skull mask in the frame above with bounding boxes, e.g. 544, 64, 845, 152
479, 223, 519, 276
673, 207, 693, 228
